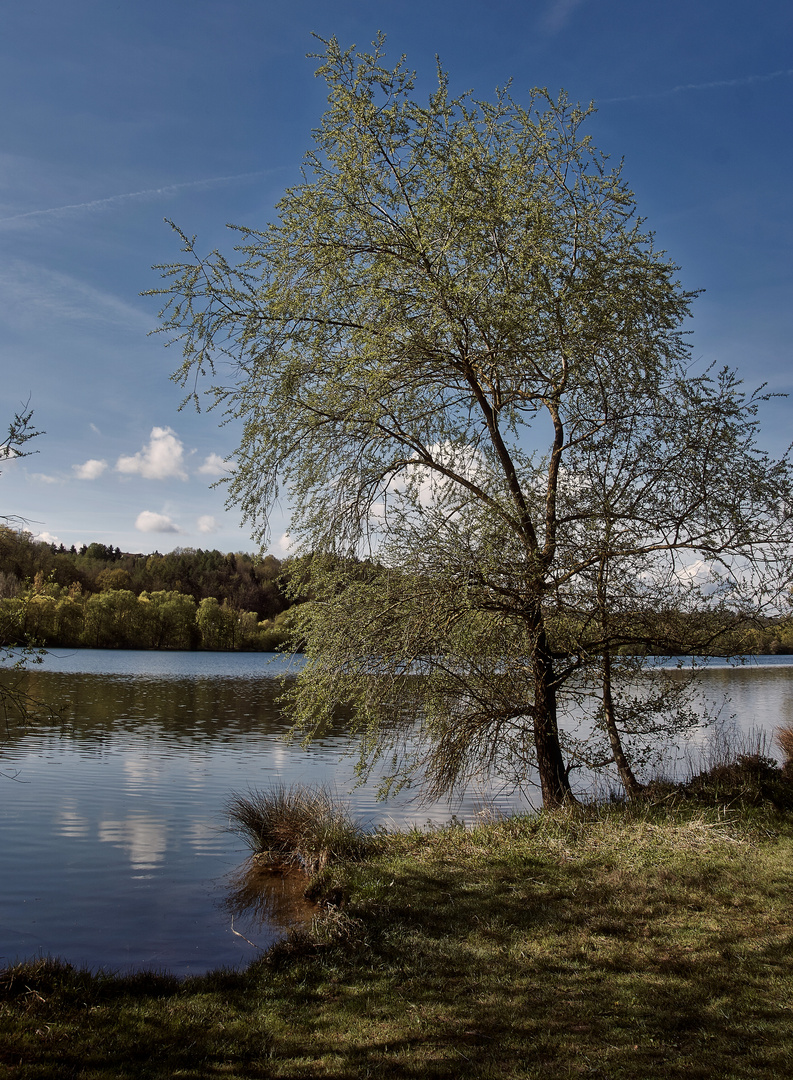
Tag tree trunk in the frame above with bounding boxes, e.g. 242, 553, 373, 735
601, 649, 643, 799
532, 633, 575, 808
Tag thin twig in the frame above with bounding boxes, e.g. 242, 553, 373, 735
229, 916, 261, 950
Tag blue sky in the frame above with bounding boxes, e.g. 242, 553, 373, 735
1, 0, 791, 556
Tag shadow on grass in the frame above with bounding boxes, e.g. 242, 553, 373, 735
2, 822, 792, 1079
282, 850, 793, 1078
0, 959, 272, 1080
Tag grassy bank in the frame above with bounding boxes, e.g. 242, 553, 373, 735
2, 795, 792, 1078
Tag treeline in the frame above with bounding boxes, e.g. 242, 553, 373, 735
2, 528, 791, 655
0, 528, 298, 651
0, 529, 288, 616
737, 623, 793, 655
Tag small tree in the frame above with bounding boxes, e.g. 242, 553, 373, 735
1, 401, 42, 472
1, 403, 47, 728
196, 596, 235, 650
153, 37, 792, 806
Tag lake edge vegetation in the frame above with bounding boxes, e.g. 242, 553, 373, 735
0, 527, 296, 652
2, 757, 793, 1079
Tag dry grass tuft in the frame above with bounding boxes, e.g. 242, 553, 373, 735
776, 723, 793, 774
227, 784, 371, 873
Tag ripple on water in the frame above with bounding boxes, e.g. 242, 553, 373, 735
1, 651, 791, 973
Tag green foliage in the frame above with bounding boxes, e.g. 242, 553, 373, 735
82, 589, 144, 648
153, 36, 793, 805
196, 595, 236, 649
138, 589, 198, 649
85, 541, 119, 562
96, 566, 133, 591
0, 400, 42, 472
0, 528, 297, 651
0, 528, 289, 617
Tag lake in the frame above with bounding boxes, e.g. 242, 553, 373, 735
1, 649, 791, 976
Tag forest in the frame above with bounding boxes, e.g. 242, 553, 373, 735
1, 525, 792, 656
0, 527, 297, 651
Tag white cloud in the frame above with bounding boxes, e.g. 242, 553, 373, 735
197, 452, 231, 477
676, 559, 711, 585
135, 510, 182, 534
73, 458, 108, 480
34, 531, 60, 545
278, 532, 293, 553
197, 515, 220, 534
31, 472, 59, 484
117, 427, 187, 481
89, 422, 102, 435
0, 170, 270, 230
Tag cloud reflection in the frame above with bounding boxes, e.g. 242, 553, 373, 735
122, 753, 164, 789
55, 804, 90, 838
98, 815, 167, 872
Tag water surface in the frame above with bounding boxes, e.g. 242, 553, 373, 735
1, 649, 790, 976
1, 650, 535, 976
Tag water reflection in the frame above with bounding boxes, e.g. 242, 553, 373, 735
185, 820, 228, 856
11, 670, 299, 746
1, 651, 791, 976
55, 804, 90, 838
97, 815, 168, 875
222, 860, 315, 947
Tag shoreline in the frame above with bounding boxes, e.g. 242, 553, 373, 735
3, 775, 792, 1077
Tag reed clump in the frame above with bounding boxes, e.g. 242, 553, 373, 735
226, 784, 371, 873
776, 723, 793, 776
644, 753, 793, 812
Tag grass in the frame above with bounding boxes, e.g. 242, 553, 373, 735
776, 723, 793, 773
2, 781, 793, 1077
645, 750, 793, 812
226, 784, 372, 873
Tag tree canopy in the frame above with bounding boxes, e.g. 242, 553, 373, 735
153, 36, 793, 807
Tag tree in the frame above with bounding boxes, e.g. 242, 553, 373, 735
96, 567, 133, 592
1, 403, 47, 728
82, 589, 144, 649
139, 590, 198, 650
2, 402, 43, 537
1, 401, 42, 471
152, 36, 792, 807
196, 596, 234, 650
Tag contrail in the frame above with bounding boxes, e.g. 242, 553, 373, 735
0, 170, 273, 226
601, 67, 793, 105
